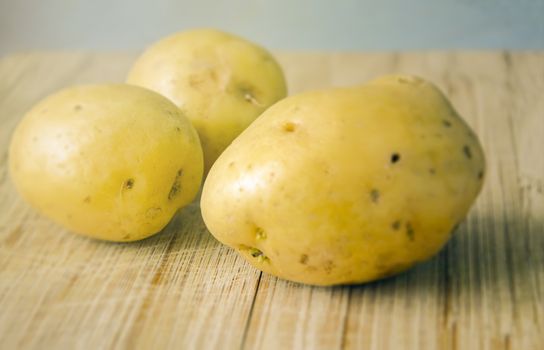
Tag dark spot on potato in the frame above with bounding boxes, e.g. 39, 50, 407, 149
122, 234, 131, 240
463, 145, 472, 159
228, 161, 235, 168
255, 227, 266, 240
370, 189, 380, 203
391, 220, 401, 230
124, 178, 135, 190
405, 222, 415, 241
324, 260, 335, 274
83, 196, 91, 203
390, 153, 400, 164
240, 246, 269, 263
176, 127, 181, 132
478, 170, 484, 180
74, 104, 82, 111
429, 168, 436, 175
442, 119, 452, 127
282, 122, 296, 132
300, 254, 309, 264
168, 169, 183, 200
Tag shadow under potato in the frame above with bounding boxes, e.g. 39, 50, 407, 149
137, 198, 543, 301
126, 202, 217, 250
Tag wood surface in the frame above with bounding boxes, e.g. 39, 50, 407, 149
0, 52, 543, 349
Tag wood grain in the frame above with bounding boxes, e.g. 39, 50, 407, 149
0, 52, 542, 350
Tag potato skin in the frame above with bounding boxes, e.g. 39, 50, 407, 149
9, 84, 203, 242
126, 28, 287, 173
201, 75, 485, 286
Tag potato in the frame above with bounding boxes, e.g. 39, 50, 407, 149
201, 75, 485, 286
9, 84, 203, 242
126, 28, 287, 173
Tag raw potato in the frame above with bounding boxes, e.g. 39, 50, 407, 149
201, 75, 485, 286
126, 28, 287, 173
9, 84, 203, 242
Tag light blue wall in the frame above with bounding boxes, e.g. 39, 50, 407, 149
1, 0, 543, 54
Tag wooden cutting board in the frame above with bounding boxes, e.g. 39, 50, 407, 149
0, 52, 542, 350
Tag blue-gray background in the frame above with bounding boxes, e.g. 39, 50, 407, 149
1, 0, 543, 55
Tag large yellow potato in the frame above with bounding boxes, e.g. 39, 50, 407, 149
201, 75, 485, 286
9, 84, 203, 242
126, 28, 287, 173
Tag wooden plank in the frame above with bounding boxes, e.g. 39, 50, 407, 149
0, 52, 543, 350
